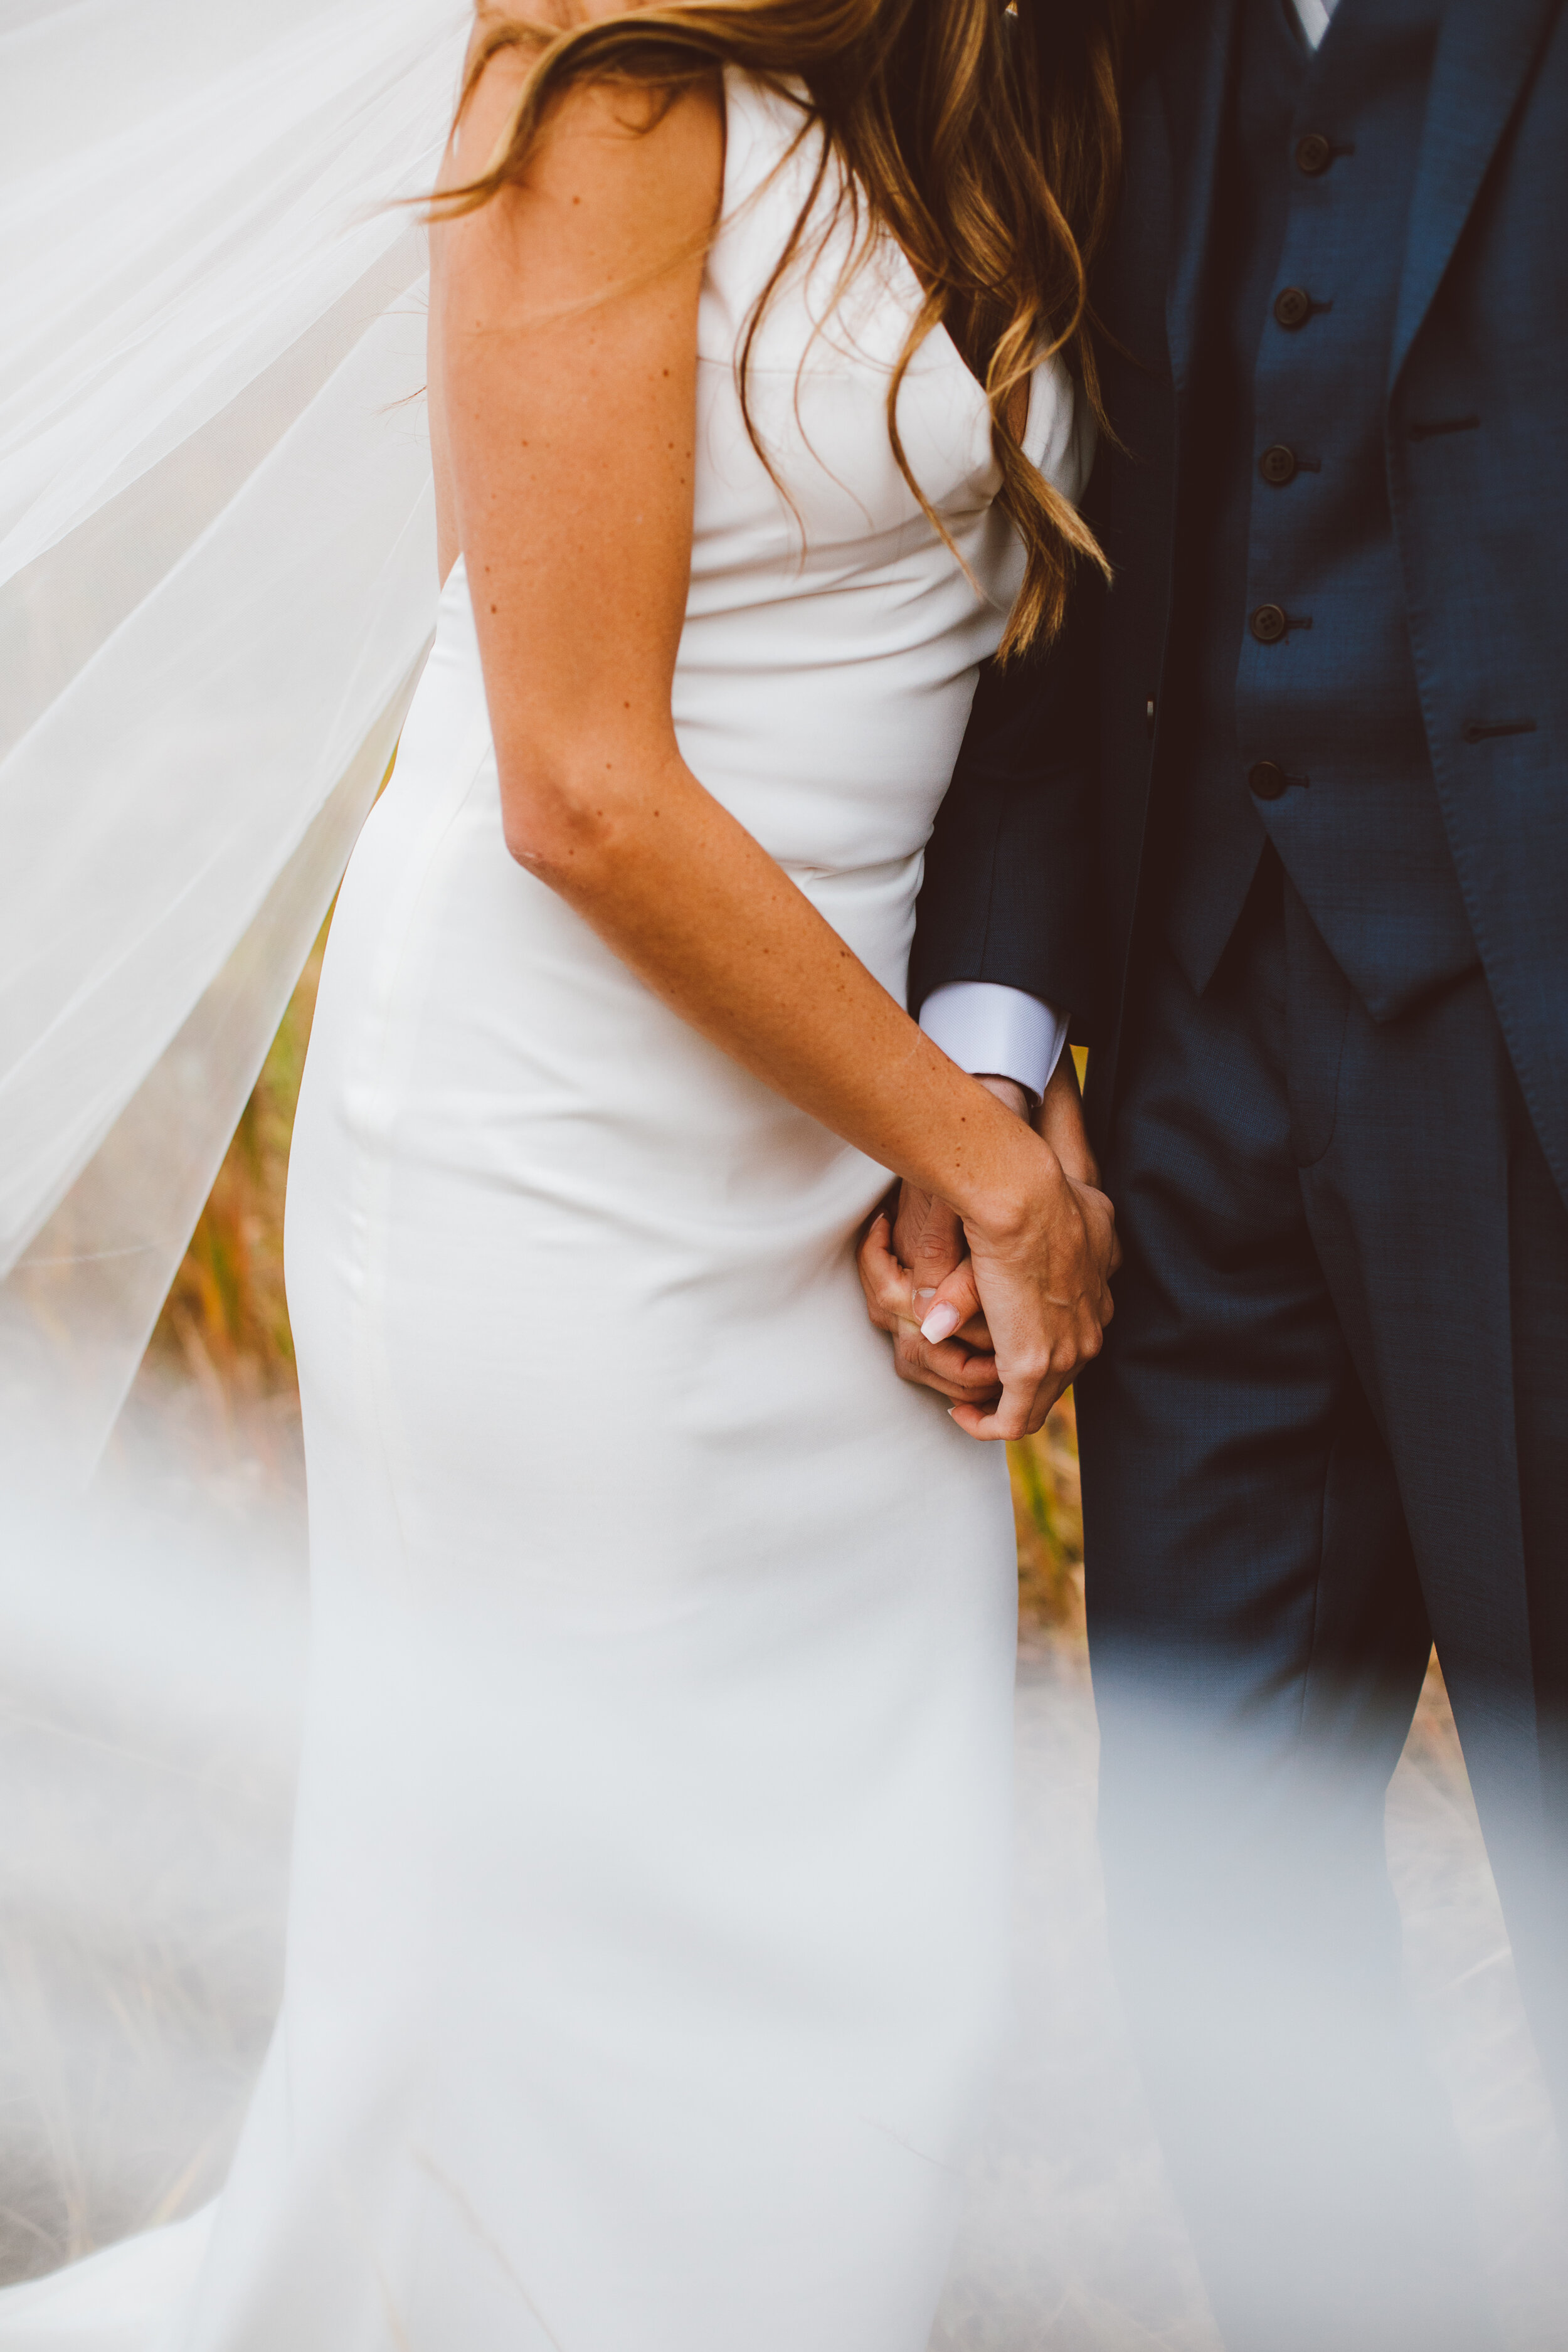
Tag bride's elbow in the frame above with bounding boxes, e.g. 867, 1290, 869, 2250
497, 760, 620, 884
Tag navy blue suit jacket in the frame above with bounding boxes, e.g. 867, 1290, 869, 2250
911, 0, 1568, 1194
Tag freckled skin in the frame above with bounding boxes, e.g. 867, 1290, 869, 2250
423, 19, 1116, 1440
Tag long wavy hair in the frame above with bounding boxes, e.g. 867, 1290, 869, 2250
439, 0, 1137, 655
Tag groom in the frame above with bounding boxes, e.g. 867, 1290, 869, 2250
862, 0, 1567, 2341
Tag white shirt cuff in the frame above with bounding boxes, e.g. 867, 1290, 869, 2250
919, 982, 1069, 1101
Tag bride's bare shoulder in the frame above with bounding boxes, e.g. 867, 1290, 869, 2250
428, 12, 722, 583
439, 9, 724, 248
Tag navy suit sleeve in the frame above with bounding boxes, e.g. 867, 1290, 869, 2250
908, 581, 1106, 1039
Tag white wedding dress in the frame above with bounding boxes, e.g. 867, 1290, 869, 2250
0, 67, 1087, 2352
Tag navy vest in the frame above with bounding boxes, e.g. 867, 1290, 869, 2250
1161, 0, 1476, 1019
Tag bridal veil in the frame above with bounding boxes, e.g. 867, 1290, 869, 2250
0, 0, 468, 1476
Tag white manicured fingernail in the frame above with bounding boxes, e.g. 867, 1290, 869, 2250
921, 1302, 961, 1343
914, 1287, 936, 1300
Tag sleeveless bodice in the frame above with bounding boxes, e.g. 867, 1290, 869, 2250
670, 73, 1086, 968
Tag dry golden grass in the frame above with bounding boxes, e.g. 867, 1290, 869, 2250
1011, 1392, 1085, 1639
146, 929, 326, 1406
147, 936, 1086, 1633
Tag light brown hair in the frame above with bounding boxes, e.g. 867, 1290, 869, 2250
441, 0, 1136, 654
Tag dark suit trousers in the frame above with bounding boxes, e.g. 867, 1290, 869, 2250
1077, 853, 1568, 2352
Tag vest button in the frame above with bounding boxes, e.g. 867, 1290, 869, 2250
1250, 603, 1288, 644
1295, 132, 1333, 176
1249, 761, 1289, 801
1259, 443, 1298, 486
1274, 285, 1313, 331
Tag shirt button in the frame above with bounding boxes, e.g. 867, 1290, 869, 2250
1250, 604, 1288, 644
1249, 761, 1290, 800
1258, 443, 1299, 486
1274, 285, 1313, 330
1295, 132, 1333, 175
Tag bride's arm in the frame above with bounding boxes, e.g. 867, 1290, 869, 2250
432, 58, 1114, 1439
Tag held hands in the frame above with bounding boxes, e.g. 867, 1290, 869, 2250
857, 1059, 1118, 1440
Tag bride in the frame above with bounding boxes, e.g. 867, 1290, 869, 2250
1, 0, 1121, 2342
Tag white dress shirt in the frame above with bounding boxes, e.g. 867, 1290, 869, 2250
921, 0, 1340, 1098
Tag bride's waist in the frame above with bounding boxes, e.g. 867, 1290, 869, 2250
338, 729, 919, 1103
418, 558, 958, 884
322, 793, 891, 1232
395, 648, 928, 985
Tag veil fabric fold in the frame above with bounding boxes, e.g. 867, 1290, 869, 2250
0, 0, 470, 1475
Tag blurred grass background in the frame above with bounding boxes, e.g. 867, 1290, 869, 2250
141, 928, 1087, 1641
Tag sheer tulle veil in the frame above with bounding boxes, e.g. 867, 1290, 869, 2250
0, 0, 470, 1476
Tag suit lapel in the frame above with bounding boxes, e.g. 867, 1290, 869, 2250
1389, 0, 1561, 389
1161, 0, 1243, 400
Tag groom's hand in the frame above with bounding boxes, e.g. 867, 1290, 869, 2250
1033, 1053, 1103, 1195
858, 1193, 1002, 1405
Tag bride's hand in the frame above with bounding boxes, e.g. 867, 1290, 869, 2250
858, 1147, 1115, 1438
856, 1057, 1118, 1435
948, 1156, 1116, 1438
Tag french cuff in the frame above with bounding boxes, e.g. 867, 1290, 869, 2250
919, 982, 1069, 1104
